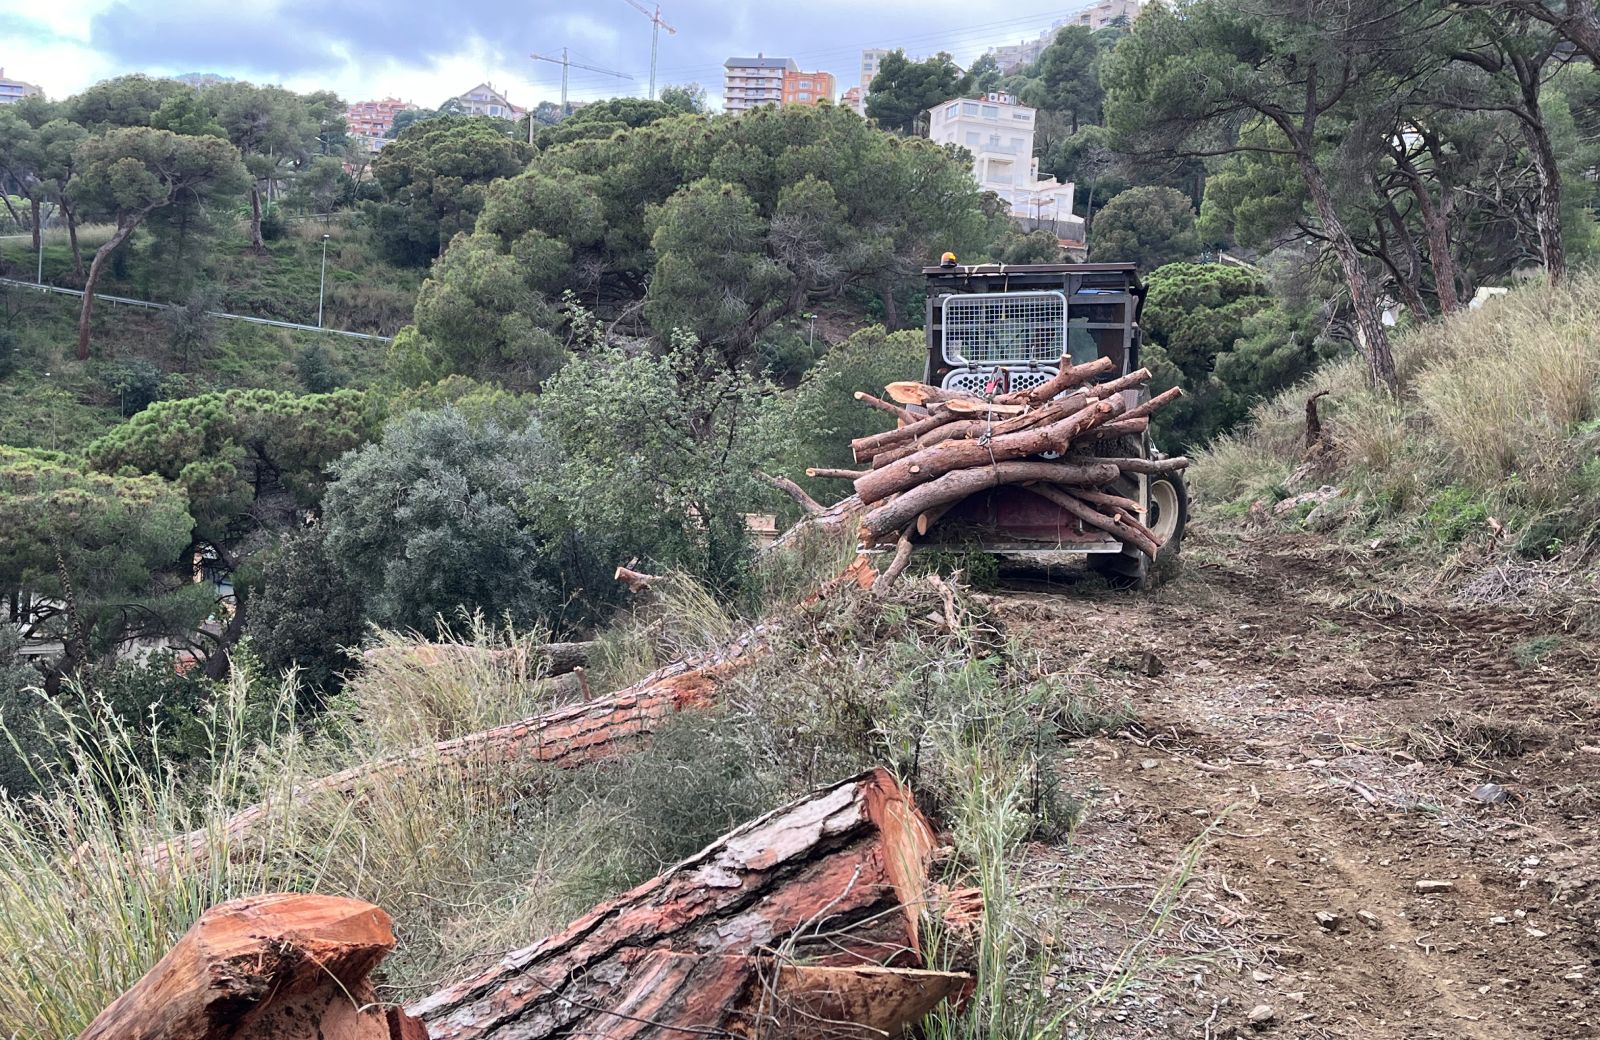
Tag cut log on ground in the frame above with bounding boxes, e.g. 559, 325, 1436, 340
860, 460, 1120, 542
79, 893, 422, 1040
137, 631, 765, 871
410, 767, 970, 1040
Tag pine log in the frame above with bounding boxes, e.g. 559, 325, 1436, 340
1117, 385, 1183, 423
852, 390, 917, 424
137, 633, 764, 871
987, 390, 1091, 436
79, 893, 422, 1040
1087, 416, 1150, 440
849, 406, 957, 461
883, 381, 980, 406
860, 461, 1120, 541
806, 467, 869, 480
854, 398, 1122, 505
1027, 484, 1159, 558
1083, 366, 1153, 401
1090, 455, 1191, 475
943, 398, 1029, 417
874, 528, 917, 590
409, 768, 959, 1040
758, 472, 823, 515
1071, 487, 1144, 514
870, 418, 992, 467
769, 493, 864, 553
997, 356, 1115, 405
916, 500, 959, 537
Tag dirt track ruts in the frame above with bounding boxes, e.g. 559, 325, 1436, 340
988, 531, 1598, 1039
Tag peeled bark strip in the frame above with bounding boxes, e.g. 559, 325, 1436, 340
861, 461, 1120, 542
854, 398, 1121, 505
138, 633, 764, 871
410, 768, 953, 1040
79, 893, 422, 1040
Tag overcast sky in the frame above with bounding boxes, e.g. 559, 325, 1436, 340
2, 1, 1086, 110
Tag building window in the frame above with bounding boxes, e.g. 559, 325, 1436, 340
982, 105, 999, 120
1014, 112, 1031, 120
799, 79, 811, 88
799, 92, 810, 100
965, 131, 979, 146
962, 102, 978, 115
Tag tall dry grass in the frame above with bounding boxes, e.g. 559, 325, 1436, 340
1192, 272, 1600, 546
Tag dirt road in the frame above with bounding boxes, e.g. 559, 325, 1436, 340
991, 531, 1598, 1038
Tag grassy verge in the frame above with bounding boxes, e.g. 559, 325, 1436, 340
0, 555, 1143, 1038
1191, 273, 1600, 573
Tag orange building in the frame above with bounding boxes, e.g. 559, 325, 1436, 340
781, 68, 835, 106
346, 98, 413, 139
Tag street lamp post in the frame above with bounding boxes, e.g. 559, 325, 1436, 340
317, 234, 330, 328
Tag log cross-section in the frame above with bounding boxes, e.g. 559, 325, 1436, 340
78, 893, 422, 1040
410, 768, 948, 1040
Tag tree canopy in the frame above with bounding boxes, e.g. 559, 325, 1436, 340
1089, 186, 1200, 268
865, 51, 969, 134
368, 116, 531, 266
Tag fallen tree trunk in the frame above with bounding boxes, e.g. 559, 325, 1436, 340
860, 460, 1120, 542
79, 893, 422, 1040
759, 472, 823, 515
410, 767, 966, 1039
769, 493, 864, 553
854, 398, 1121, 505
137, 632, 764, 871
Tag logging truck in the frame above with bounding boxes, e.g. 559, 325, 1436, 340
918, 261, 1187, 586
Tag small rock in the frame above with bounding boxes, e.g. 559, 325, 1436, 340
1488, 915, 1508, 925
1252, 969, 1274, 983
1248, 1004, 1276, 1025
1140, 758, 1159, 770
1473, 783, 1510, 805
1314, 910, 1341, 929
1415, 880, 1455, 894
1357, 910, 1381, 929
1526, 926, 1548, 938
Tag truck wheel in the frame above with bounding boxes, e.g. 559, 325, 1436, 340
1089, 473, 1188, 590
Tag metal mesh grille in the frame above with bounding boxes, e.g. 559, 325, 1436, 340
941, 367, 1057, 395
940, 290, 1067, 366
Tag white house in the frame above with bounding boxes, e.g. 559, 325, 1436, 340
928, 92, 1075, 223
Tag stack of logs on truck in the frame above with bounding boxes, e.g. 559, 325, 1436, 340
806, 354, 1188, 587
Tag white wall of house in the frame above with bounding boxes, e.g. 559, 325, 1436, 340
928, 93, 1074, 218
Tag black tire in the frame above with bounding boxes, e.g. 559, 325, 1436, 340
1089, 471, 1188, 590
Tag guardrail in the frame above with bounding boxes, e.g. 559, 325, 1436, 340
0, 277, 395, 343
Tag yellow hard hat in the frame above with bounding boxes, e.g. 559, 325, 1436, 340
940, 251, 958, 267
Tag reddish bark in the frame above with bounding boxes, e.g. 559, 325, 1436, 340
997, 355, 1115, 405
79, 893, 421, 1040
409, 768, 964, 1039
860, 461, 1121, 542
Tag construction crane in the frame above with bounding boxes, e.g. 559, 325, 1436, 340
620, 0, 677, 100
529, 49, 634, 134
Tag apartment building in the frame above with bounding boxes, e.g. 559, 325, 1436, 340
455, 83, 524, 120
855, 47, 891, 113
723, 55, 795, 113
841, 85, 862, 113
782, 68, 835, 106
1067, 0, 1143, 29
0, 69, 41, 105
928, 91, 1074, 220
347, 98, 413, 146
